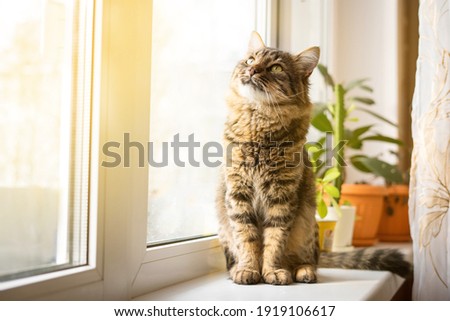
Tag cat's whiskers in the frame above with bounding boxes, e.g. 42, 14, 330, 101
261, 83, 289, 133
271, 85, 307, 101
267, 91, 289, 133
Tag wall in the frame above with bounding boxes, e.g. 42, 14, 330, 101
277, 0, 400, 184
278, 0, 330, 103
329, 0, 399, 184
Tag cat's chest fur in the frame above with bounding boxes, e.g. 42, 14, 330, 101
224, 105, 304, 170
227, 105, 284, 140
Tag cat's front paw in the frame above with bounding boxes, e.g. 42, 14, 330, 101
231, 268, 261, 285
295, 265, 317, 283
263, 269, 293, 285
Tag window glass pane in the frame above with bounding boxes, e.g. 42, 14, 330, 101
147, 0, 258, 245
0, 0, 92, 282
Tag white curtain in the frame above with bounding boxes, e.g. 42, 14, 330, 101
410, 0, 450, 300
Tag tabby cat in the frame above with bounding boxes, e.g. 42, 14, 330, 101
216, 31, 410, 285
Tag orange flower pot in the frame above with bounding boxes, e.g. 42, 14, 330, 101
378, 185, 411, 242
340, 184, 387, 247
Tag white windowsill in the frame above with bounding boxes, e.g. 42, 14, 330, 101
134, 268, 405, 301
134, 243, 412, 301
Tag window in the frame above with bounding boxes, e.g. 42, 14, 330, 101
147, 0, 269, 246
0, 0, 94, 283
0, 0, 329, 300
146, 0, 330, 246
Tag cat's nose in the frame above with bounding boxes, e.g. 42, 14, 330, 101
248, 67, 260, 77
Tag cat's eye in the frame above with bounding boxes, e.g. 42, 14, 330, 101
270, 64, 283, 73
246, 57, 255, 65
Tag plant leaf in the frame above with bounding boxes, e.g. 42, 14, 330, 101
327, 103, 335, 115
356, 107, 398, 127
360, 84, 373, 92
346, 103, 357, 115
352, 125, 373, 137
324, 184, 340, 198
317, 64, 335, 87
362, 134, 404, 145
330, 197, 342, 217
356, 156, 404, 183
306, 142, 325, 166
316, 187, 323, 204
388, 149, 400, 157
345, 128, 365, 149
344, 129, 352, 140
322, 167, 341, 183
346, 139, 363, 150
317, 199, 328, 218
307, 145, 321, 154
318, 136, 326, 146
311, 112, 333, 132
312, 148, 325, 162
350, 155, 372, 173
352, 97, 375, 105
344, 78, 369, 92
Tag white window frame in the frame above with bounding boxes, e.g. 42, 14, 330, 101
1, 0, 151, 300
1, 0, 329, 300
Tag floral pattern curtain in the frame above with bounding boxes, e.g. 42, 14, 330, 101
410, 0, 450, 300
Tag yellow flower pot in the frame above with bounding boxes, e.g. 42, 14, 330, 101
316, 209, 339, 252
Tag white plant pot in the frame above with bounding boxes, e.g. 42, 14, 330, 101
332, 205, 356, 252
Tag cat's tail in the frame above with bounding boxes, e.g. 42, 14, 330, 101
318, 248, 412, 277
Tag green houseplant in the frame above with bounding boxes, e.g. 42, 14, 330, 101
312, 159, 341, 219
308, 83, 356, 252
310, 131, 357, 253
310, 152, 342, 252
312, 64, 405, 246
312, 64, 404, 183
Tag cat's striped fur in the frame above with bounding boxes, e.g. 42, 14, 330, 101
216, 32, 411, 285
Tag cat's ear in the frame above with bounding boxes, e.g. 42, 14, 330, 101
295, 46, 320, 77
248, 31, 265, 52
